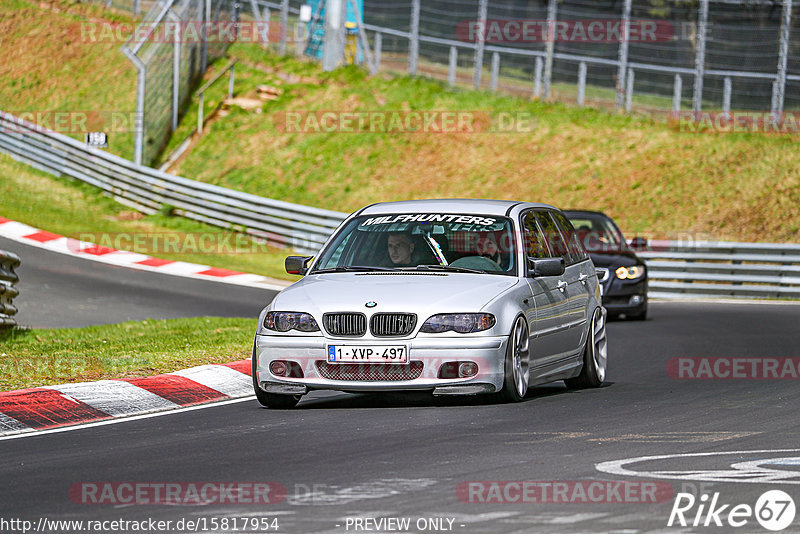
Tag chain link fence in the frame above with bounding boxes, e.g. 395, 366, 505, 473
258, 0, 798, 116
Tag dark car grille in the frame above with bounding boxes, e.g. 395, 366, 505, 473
370, 313, 417, 337
316, 361, 424, 381
323, 313, 367, 337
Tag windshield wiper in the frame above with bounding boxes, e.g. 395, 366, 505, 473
411, 264, 487, 274
312, 266, 394, 274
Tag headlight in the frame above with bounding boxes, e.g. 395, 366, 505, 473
420, 313, 496, 334
264, 311, 320, 332
615, 265, 646, 280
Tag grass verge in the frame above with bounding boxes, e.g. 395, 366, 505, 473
0, 317, 255, 391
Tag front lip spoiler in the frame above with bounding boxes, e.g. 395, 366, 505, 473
260, 382, 308, 395
433, 383, 496, 396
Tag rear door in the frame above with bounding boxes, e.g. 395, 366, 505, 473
520, 211, 571, 370
549, 210, 592, 354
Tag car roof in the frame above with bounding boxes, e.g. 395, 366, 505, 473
562, 209, 609, 218
357, 199, 557, 217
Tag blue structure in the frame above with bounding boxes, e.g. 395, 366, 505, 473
305, 0, 364, 60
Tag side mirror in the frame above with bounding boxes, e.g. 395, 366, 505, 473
528, 257, 565, 277
629, 237, 648, 250
285, 255, 313, 275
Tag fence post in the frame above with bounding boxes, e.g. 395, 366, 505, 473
409, 0, 420, 75
201, 0, 210, 72
133, 0, 140, 15
280, 0, 289, 55
448, 46, 457, 87
722, 77, 732, 117
170, 10, 180, 132
122, 48, 145, 166
543, 0, 557, 98
672, 74, 682, 118
615, 0, 632, 110
490, 52, 500, 92
692, 0, 709, 119
533, 56, 543, 98
374, 32, 382, 71
577, 62, 587, 107
322, 0, 346, 71
625, 68, 634, 112
473, 0, 488, 89
771, 0, 792, 117
228, 64, 235, 100
197, 92, 204, 135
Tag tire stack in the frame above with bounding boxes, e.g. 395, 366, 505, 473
0, 250, 20, 329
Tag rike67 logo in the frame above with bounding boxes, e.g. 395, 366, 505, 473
668, 490, 796, 531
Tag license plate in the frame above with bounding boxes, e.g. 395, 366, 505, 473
327, 345, 408, 364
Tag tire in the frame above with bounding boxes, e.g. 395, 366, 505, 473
251, 342, 301, 409
565, 307, 608, 389
497, 316, 531, 402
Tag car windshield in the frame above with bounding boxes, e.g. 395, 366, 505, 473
566, 213, 626, 253
312, 213, 518, 276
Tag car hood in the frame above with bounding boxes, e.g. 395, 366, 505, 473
589, 250, 643, 268
271, 272, 520, 314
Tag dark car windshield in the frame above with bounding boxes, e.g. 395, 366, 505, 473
312, 213, 518, 276
565, 213, 627, 254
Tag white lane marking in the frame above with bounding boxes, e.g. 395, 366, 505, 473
596, 449, 800, 485
0, 221, 38, 238
287, 479, 438, 505
0, 413, 30, 432
0, 395, 256, 442
172, 365, 253, 397
44, 380, 178, 416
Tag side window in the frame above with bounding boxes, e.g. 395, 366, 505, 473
521, 212, 552, 259
551, 211, 588, 263
535, 211, 569, 261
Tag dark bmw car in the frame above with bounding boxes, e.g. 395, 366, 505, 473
563, 210, 648, 320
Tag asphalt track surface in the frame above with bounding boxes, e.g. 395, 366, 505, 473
0, 235, 277, 328
3, 238, 800, 532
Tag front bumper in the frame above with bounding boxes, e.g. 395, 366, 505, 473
254, 334, 508, 395
601, 277, 648, 314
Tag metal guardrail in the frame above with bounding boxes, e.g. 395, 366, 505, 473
641, 241, 800, 299
0, 250, 21, 328
0, 111, 347, 255
2, 111, 800, 300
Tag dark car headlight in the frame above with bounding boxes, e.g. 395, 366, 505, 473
615, 265, 646, 280
420, 313, 495, 334
264, 311, 320, 332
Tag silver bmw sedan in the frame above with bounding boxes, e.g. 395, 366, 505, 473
253, 199, 607, 408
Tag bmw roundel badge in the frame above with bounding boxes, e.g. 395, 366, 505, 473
365, 301, 377, 308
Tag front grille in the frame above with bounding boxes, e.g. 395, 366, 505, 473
370, 313, 417, 337
316, 361, 424, 381
323, 313, 367, 337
